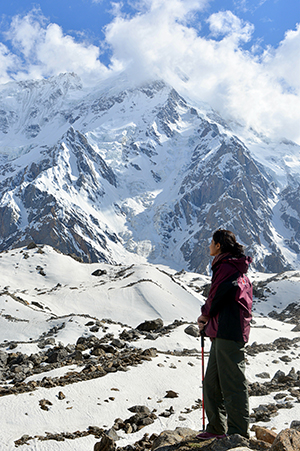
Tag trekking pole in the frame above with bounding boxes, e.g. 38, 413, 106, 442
200, 330, 205, 431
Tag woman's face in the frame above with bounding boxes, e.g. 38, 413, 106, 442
209, 239, 221, 256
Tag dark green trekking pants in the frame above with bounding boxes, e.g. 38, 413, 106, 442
203, 338, 250, 438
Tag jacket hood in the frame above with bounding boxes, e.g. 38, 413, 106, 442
212, 253, 252, 275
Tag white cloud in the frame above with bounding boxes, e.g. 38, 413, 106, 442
207, 10, 254, 42
0, 43, 19, 84
1, 1, 300, 143
3, 9, 110, 84
104, 2, 300, 143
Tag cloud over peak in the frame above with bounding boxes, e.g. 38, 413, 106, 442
0, 0, 300, 143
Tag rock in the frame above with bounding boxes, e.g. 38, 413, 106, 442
151, 427, 197, 450
251, 404, 278, 422
136, 318, 164, 332
94, 434, 116, 451
27, 242, 37, 249
146, 333, 158, 340
184, 325, 199, 337
46, 347, 69, 363
287, 367, 298, 381
271, 370, 287, 383
119, 329, 141, 341
0, 351, 7, 367
58, 391, 65, 400
290, 421, 300, 432
142, 348, 157, 358
159, 406, 175, 417
39, 399, 53, 411
269, 428, 300, 451
92, 269, 107, 276
279, 355, 292, 363
111, 338, 125, 348
105, 428, 119, 441
256, 372, 271, 379
90, 326, 100, 333
164, 390, 178, 398
252, 426, 277, 444
128, 406, 151, 415
273, 393, 286, 400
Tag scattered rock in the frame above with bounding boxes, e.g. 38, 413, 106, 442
252, 426, 277, 444
58, 391, 65, 400
151, 427, 197, 450
256, 373, 270, 379
136, 319, 164, 332
92, 269, 108, 277
159, 406, 175, 417
27, 242, 37, 249
164, 390, 178, 398
290, 421, 300, 432
269, 428, 300, 451
39, 399, 53, 411
279, 356, 292, 363
94, 434, 116, 451
269, 302, 300, 324
184, 325, 199, 337
128, 406, 151, 415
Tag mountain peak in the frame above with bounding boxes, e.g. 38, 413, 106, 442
0, 74, 299, 272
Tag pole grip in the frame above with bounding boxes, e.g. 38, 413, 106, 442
201, 331, 205, 348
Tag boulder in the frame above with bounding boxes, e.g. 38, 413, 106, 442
252, 426, 277, 444
94, 434, 115, 451
128, 405, 151, 415
137, 318, 164, 332
184, 325, 199, 337
151, 427, 197, 450
92, 269, 107, 276
290, 421, 300, 432
270, 428, 300, 451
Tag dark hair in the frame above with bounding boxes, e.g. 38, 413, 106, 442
213, 229, 245, 257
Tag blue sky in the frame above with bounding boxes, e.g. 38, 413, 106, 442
1, 1, 299, 59
0, 0, 300, 143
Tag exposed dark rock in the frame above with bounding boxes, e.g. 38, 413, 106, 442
269, 302, 300, 324
290, 421, 300, 432
137, 319, 164, 332
184, 325, 199, 337
94, 434, 116, 451
92, 269, 108, 276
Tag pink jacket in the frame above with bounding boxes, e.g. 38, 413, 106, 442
201, 253, 253, 343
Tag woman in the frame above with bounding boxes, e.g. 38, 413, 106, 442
197, 229, 253, 440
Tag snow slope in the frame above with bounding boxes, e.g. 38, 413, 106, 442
0, 245, 299, 450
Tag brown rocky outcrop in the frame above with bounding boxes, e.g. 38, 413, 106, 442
269, 428, 300, 451
252, 426, 277, 444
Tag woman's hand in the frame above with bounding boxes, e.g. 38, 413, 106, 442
197, 315, 209, 331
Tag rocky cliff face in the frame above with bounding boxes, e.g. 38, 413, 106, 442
0, 74, 299, 273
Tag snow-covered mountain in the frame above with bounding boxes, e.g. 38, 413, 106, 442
0, 72, 300, 273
